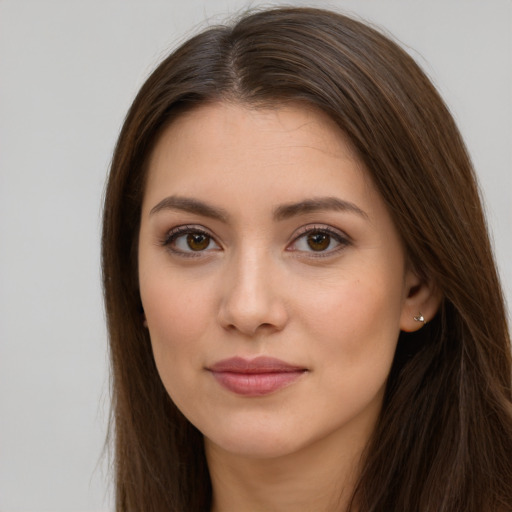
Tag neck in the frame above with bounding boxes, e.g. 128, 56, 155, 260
206, 427, 368, 512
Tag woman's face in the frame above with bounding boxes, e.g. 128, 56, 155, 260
138, 102, 419, 459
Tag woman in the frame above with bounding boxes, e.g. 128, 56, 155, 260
102, 7, 512, 511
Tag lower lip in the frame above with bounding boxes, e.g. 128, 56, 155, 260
210, 371, 305, 396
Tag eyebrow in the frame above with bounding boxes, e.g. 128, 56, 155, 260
149, 195, 229, 222
149, 195, 368, 222
273, 197, 368, 221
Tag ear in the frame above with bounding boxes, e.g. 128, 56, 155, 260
400, 269, 442, 332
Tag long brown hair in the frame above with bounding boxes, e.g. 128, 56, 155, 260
102, 7, 512, 511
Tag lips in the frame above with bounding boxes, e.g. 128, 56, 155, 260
208, 356, 307, 396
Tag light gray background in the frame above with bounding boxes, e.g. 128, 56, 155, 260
0, 1, 510, 510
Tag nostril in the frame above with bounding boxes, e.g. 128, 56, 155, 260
223, 321, 280, 336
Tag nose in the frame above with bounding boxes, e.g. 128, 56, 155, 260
217, 249, 289, 337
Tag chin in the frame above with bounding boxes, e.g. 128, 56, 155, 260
203, 421, 309, 460
209, 436, 302, 460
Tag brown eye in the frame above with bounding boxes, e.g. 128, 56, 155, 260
288, 226, 349, 256
186, 233, 210, 251
307, 232, 331, 251
164, 227, 220, 255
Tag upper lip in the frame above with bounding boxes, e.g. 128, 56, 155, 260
208, 356, 306, 374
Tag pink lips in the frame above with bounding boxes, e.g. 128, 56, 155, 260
208, 356, 306, 396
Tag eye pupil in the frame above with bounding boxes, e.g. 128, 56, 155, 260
307, 232, 330, 251
186, 233, 210, 251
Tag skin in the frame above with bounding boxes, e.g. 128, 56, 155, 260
138, 102, 438, 511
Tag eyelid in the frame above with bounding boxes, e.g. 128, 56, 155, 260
159, 223, 350, 257
162, 224, 211, 243
287, 224, 351, 255
161, 224, 221, 256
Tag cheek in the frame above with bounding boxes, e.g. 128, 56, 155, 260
140, 271, 217, 370
299, 275, 402, 420
140, 273, 218, 421
297, 268, 404, 366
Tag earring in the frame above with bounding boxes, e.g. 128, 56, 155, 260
413, 313, 426, 325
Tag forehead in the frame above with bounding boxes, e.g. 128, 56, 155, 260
142, 101, 382, 222
151, 101, 361, 162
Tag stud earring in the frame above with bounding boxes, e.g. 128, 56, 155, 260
413, 313, 426, 325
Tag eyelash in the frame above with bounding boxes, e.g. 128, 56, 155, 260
288, 225, 351, 257
161, 224, 351, 258
161, 225, 219, 258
